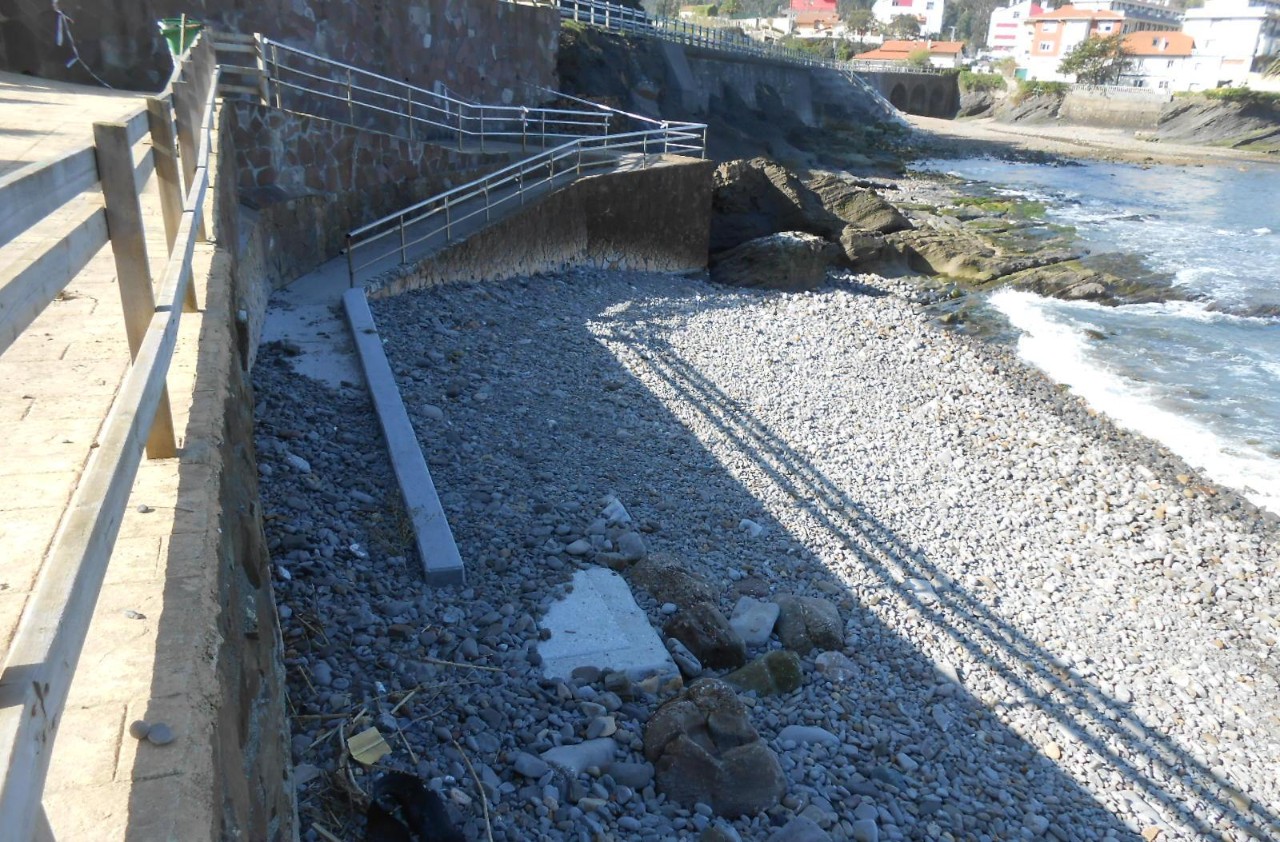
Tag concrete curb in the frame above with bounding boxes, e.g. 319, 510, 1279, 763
342, 287, 465, 586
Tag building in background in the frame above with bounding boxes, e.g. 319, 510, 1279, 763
1022, 4, 1125, 79
1116, 30, 1224, 89
1182, 0, 1280, 86
872, 0, 948, 37
856, 38, 967, 65
1072, 0, 1182, 32
987, 0, 1051, 57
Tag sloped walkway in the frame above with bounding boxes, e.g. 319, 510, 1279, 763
0, 73, 222, 839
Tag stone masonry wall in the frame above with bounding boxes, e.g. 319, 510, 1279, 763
372, 157, 715, 299
0, 0, 557, 102
228, 100, 510, 346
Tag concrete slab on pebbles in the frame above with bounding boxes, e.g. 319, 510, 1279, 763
538, 567, 679, 683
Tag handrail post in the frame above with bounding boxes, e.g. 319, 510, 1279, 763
642, 133, 648, 169
347, 233, 356, 288
541, 111, 547, 150
93, 121, 178, 459
145, 96, 184, 256
445, 195, 452, 242
346, 67, 354, 125
406, 83, 415, 142
253, 33, 270, 105
484, 185, 491, 222
271, 43, 281, 108
399, 214, 407, 265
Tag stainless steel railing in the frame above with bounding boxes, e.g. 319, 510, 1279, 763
344, 121, 707, 286
550, 0, 943, 79
258, 38, 615, 151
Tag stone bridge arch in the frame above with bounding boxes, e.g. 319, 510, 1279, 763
860, 71, 960, 119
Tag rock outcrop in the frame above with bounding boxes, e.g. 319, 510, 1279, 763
709, 232, 838, 292
710, 158, 846, 252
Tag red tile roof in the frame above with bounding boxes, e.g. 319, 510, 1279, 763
1122, 30, 1194, 56
857, 39, 966, 59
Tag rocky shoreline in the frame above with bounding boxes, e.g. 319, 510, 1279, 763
257, 264, 1279, 841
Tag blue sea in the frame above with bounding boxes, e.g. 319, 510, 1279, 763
919, 157, 1280, 514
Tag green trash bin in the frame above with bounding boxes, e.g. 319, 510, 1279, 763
158, 16, 203, 56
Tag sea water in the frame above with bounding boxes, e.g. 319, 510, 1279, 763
919, 157, 1280, 514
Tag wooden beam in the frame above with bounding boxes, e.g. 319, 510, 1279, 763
0, 147, 98, 248
93, 121, 177, 459
145, 96, 197, 312
0, 201, 108, 355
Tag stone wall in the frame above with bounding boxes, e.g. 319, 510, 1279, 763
0, 0, 557, 101
684, 50, 817, 127
227, 101, 511, 355
1060, 88, 1167, 130
372, 157, 715, 299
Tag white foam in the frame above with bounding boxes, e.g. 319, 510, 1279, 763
991, 289, 1280, 514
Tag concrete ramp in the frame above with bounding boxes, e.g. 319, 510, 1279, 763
659, 42, 707, 114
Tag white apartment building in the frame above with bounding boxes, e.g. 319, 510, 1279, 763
1182, 0, 1280, 86
987, 0, 1052, 55
1022, 5, 1126, 80
1072, 0, 1183, 32
872, 0, 947, 37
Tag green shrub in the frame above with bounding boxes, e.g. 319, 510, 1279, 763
1201, 87, 1280, 108
1012, 80, 1068, 103
958, 71, 1007, 93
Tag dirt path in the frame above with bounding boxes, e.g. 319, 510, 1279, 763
906, 113, 1280, 167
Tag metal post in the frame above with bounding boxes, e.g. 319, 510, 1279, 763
346, 67, 354, 125
445, 196, 452, 242
406, 83, 415, 142
399, 215, 407, 264
484, 186, 490, 222
346, 234, 356, 288
577, 145, 583, 174
541, 112, 547, 150
701, 125, 707, 159
521, 107, 528, 152
642, 133, 648, 169
479, 107, 485, 153
270, 43, 280, 108
662, 121, 669, 154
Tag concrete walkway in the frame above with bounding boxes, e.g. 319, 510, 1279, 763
0, 73, 221, 839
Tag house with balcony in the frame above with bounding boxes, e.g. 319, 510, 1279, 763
987, 0, 1052, 56
1022, 5, 1126, 80
1117, 30, 1224, 89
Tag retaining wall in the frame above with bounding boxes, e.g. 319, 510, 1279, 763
0, 0, 557, 102
372, 157, 715, 298
227, 102, 510, 359
682, 49, 817, 127
1059, 88, 1168, 129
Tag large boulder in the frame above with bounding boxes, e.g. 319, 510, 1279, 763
726, 650, 804, 696
806, 173, 913, 234
709, 232, 839, 292
644, 679, 787, 817
711, 158, 846, 252
630, 554, 716, 609
665, 603, 748, 670
774, 595, 843, 655
839, 225, 888, 268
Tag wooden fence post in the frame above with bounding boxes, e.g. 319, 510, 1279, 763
145, 95, 199, 313
171, 79, 208, 245
93, 121, 178, 459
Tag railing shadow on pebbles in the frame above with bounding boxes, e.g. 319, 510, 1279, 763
581, 291, 1280, 842
340, 274, 1186, 840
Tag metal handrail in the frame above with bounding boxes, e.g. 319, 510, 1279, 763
344, 121, 707, 286
259, 37, 615, 150
550, 0, 942, 79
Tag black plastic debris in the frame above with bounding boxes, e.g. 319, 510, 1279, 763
366, 771, 464, 842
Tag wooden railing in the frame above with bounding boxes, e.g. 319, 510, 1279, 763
0, 34, 221, 842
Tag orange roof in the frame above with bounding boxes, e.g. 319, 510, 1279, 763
857, 39, 966, 59
1122, 30, 1194, 56
1030, 4, 1123, 20
794, 10, 841, 24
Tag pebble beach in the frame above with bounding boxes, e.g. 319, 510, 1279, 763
255, 267, 1280, 842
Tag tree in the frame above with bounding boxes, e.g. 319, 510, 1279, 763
906, 48, 934, 68
844, 8, 877, 37
941, 0, 1002, 48
885, 14, 922, 38
1058, 33, 1131, 84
